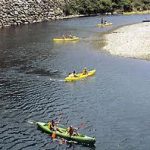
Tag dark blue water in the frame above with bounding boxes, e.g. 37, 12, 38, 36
0, 14, 150, 150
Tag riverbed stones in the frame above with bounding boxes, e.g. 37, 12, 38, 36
0, 0, 66, 28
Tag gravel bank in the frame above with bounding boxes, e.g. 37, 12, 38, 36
103, 23, 150, 60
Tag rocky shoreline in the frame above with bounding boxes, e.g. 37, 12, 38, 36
103, 22, 150, 60
0, 0, 67, 28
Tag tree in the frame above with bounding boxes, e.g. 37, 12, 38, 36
96, 0, 112, 13
66, 0, 150, 15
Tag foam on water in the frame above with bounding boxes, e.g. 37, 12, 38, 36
49, 78, 65, 82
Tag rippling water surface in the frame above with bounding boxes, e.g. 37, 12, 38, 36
1, 14, 150, 150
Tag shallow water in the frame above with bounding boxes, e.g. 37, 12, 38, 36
0, 14, 150, 150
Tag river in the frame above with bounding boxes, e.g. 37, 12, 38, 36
0, 14, 150, 150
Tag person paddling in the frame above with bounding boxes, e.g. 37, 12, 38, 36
48, 120, 60, 130
68, 34, 73, 38
67, 126, 78, 136
69, 71, 78, 77
48, 120, 56, 131
73, 71, 78, 77
67, 126, 74, 136
101, 17, 104, 24
82, 67, 88, 75
104, 20, 108, 24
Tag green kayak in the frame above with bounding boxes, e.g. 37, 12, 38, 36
36, 122, 96, 145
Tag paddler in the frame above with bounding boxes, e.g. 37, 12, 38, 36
68, 34, 73, 39
82, 67, 88, 75
62, 35, 66, 39
48, 120, 56, 131
67, 126, 74, 136
48, 120, 60, 131
73, 71, 78, 77
69, 71, 78, 77
67, 126, 78, 136
101, 17, 104, 24
104, 20, 108, 24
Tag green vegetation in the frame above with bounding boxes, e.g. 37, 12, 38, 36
63, 0, 150, 15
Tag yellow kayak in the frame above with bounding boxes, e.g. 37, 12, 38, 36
97, 23, 112, 27
53, 36, 79, 41
65, 69, 96, 82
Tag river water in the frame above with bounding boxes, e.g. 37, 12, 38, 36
0, 14, 150, 150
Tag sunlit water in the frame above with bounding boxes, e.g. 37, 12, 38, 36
0, 14, 150, 150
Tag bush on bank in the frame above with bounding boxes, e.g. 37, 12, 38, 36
64, 0, 150, 15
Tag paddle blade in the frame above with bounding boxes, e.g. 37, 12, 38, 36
52, 132, 56, 139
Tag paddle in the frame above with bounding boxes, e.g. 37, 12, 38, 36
57, 112, 86, 130
51, 132, 56, 139
72, 123, 86, 130
54, 112, 86, 132
78, 123, 86, 128
51, 137, 77, 145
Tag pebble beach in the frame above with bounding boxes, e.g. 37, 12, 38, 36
103, 22, 150, 60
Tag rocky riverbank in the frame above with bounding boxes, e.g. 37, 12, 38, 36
0, 0, 66, 28
103, 22, 150, 60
